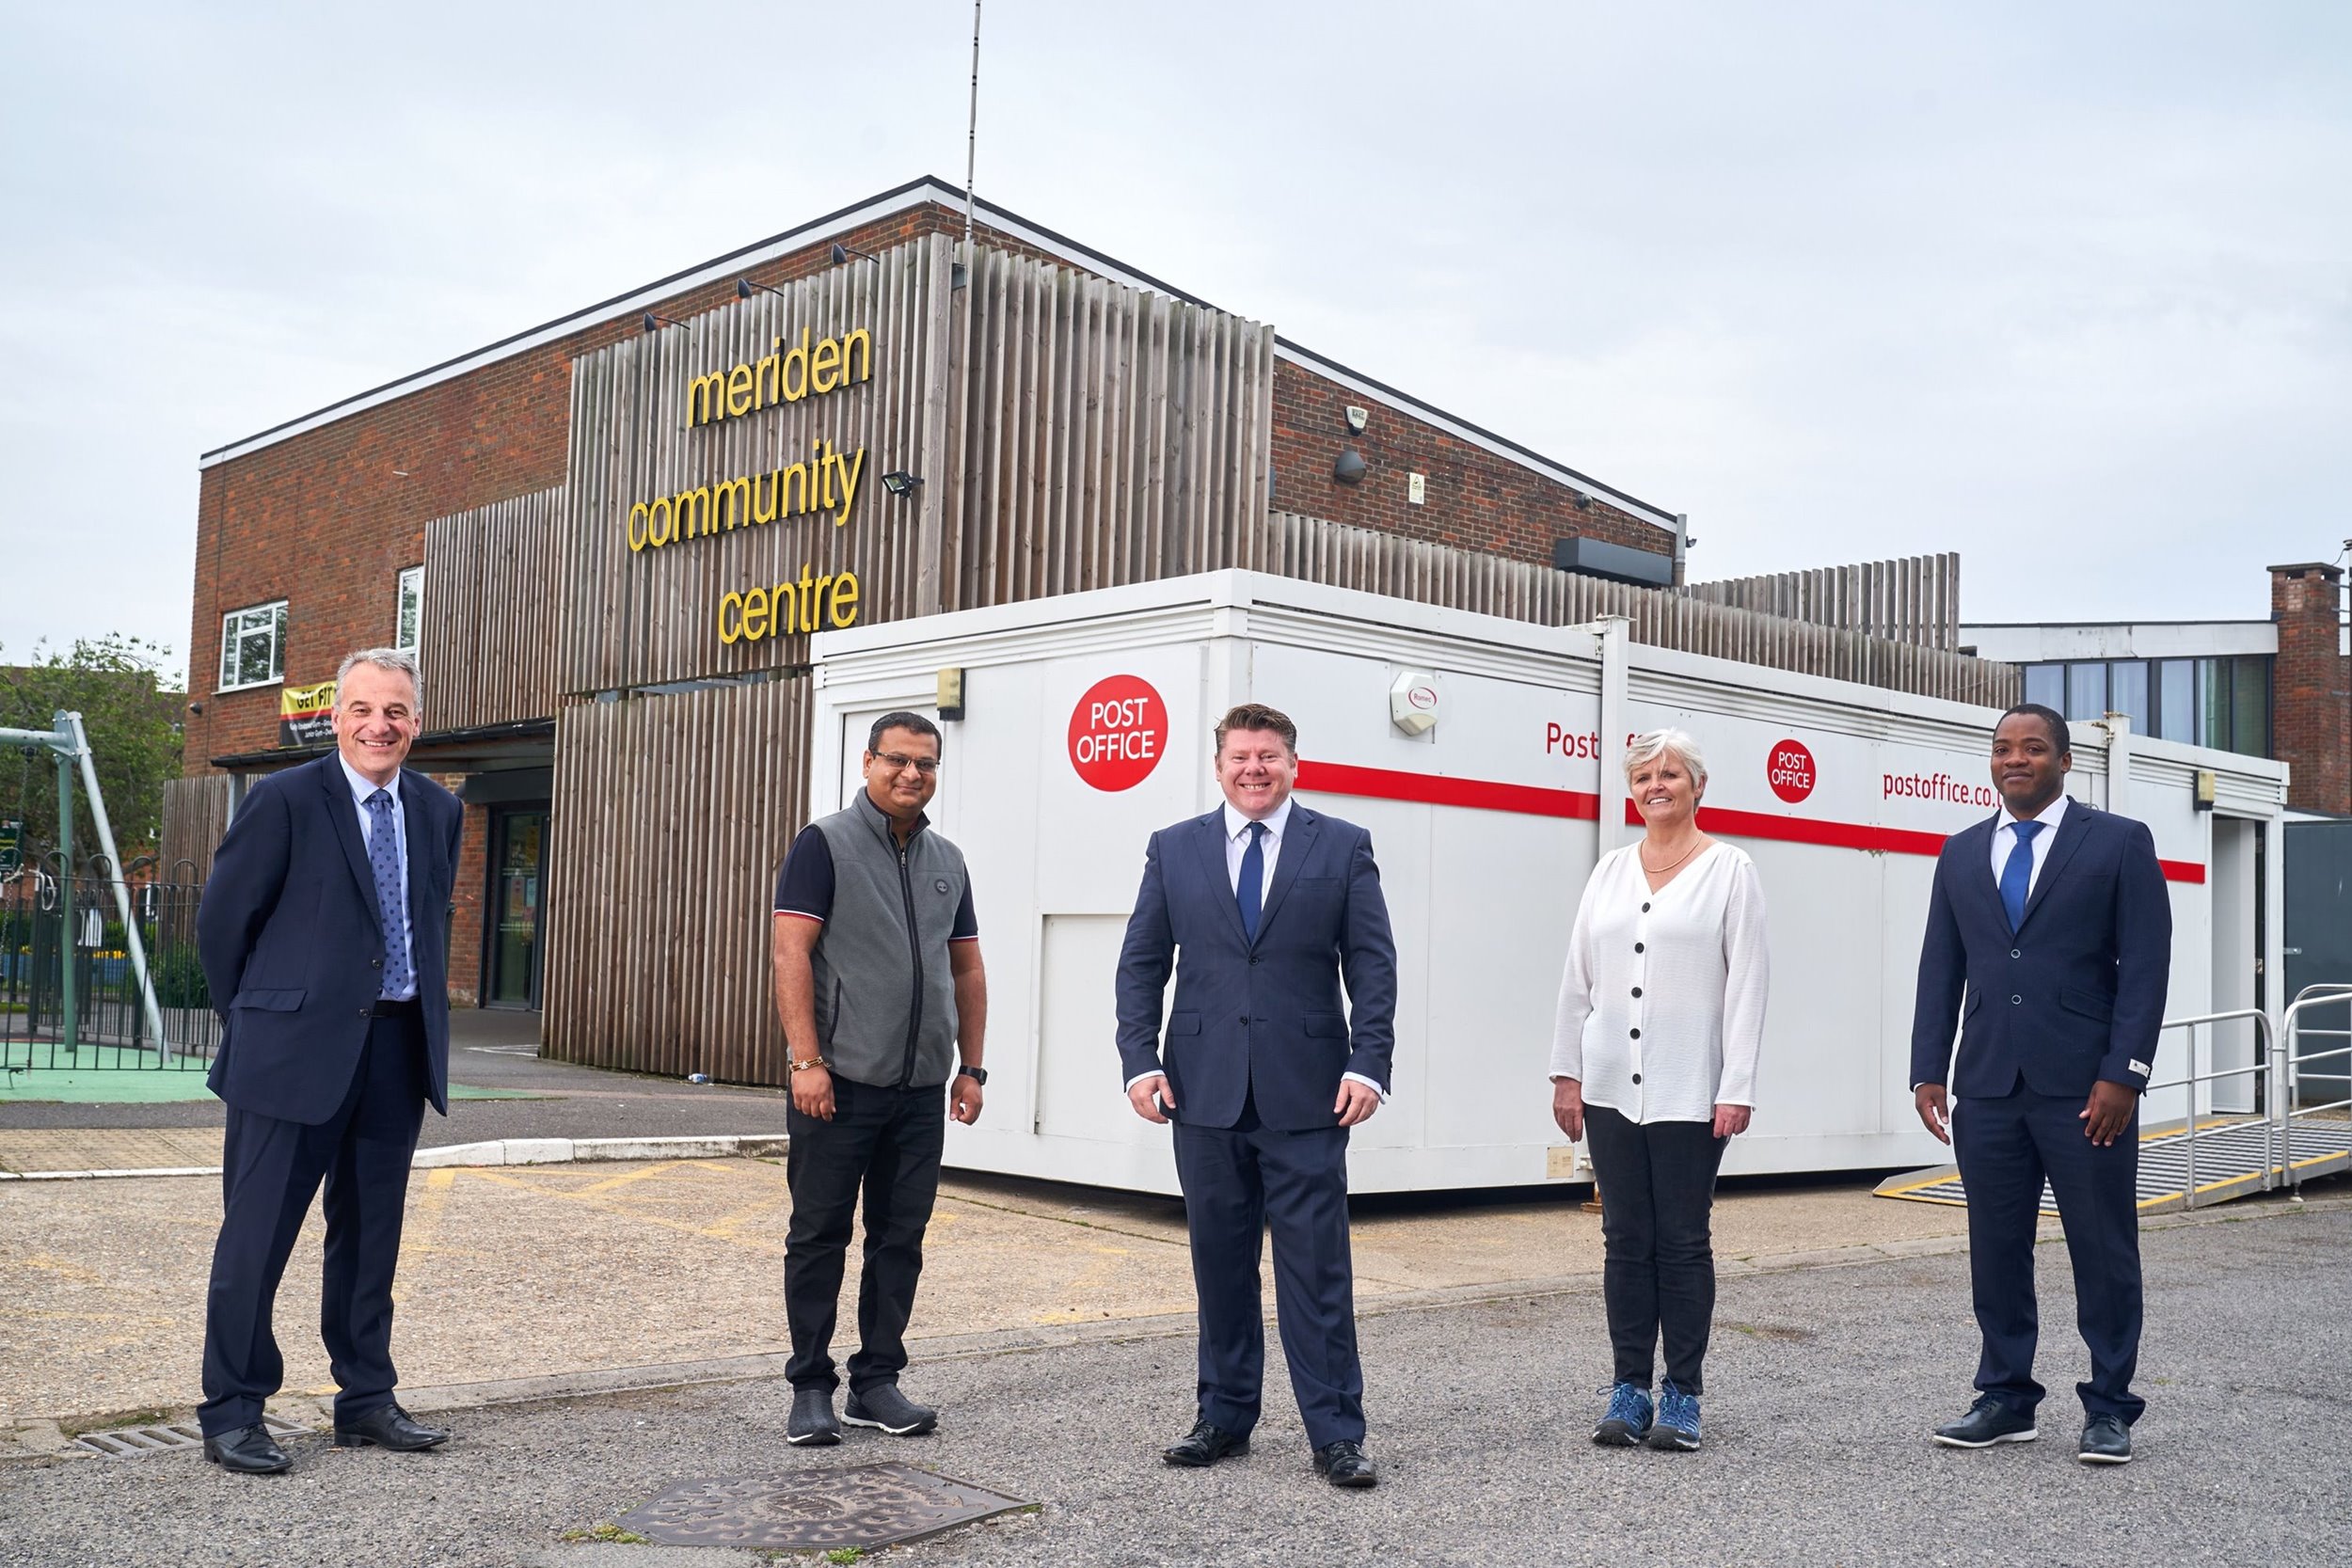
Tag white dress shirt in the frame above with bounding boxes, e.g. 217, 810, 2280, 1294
1127, 793, 1387, 1102
1989, 791, 2070, 900
1550, 841, 1770, 1123
339, 755, 416, 1002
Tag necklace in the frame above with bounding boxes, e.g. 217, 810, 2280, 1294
1639, 837, 1704, 877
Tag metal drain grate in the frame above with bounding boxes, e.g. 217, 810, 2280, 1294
71, 1415, 307, 1460
613, 1463, 1030, 1550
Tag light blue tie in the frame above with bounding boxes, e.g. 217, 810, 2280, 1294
1236, 821, 1267, 943
366, 789, 413, 998
2000, 819, 2043, 932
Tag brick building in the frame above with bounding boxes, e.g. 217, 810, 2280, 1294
176, 178, 1689, 1017
1961, 560, 2351, 816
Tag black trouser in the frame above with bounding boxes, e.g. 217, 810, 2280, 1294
199, 1011, 427, 1434
1954, 1085, 2144, 1423
1583, 1103, 1727, 1394
784, 1074, 946, 1394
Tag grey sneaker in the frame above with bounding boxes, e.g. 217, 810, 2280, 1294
787, 1387, 841, 1446
844, 1384, 938, 1436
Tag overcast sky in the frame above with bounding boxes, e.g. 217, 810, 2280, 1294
3, 1, 2344, 686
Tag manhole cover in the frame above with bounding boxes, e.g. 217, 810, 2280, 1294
72, 1415, 308, 1460
612, 1463, 1030, 1549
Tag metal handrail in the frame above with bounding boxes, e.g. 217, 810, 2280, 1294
2280, 987, 2352, 1187
2145, 1008, 2276, 1209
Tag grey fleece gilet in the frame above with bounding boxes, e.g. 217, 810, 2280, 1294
807, 792, 970, 1088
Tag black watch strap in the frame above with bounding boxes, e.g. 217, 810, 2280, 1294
957, 1064, 988, 1085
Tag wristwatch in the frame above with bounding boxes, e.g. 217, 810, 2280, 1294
957, 1064, 989, 1085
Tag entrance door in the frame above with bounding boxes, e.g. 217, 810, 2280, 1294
2208, 816, 2262, 1114
486, 807, 548, 1009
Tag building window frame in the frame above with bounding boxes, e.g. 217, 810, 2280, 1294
396, 565, 424, 656
2018, 654, 2273, 757
216, 600, 290, 693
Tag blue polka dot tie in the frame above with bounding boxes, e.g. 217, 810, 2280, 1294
366, 789, 413, 997
2001, 819, 2042, 932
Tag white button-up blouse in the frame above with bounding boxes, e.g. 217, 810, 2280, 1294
1549, 841, 1770, 1124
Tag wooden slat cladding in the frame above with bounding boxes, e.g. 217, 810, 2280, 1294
560, 236, 953, 694
420, 486, 564, 730
160, 774, 236, 879
540, 677, 811, 1081
1685, 554, 1962, 652
941, 249, 1274, 610
1267, 514, 2017, 708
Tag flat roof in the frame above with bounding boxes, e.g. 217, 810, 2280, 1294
198, 177, 1677, 530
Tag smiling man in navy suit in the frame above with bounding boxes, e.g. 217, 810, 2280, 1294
195, 648, 464, 1474
1910, 702, 2171, 1465
1116, 702, 1398, 1490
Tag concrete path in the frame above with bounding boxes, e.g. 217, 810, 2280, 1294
1, 1198, 2344, 1568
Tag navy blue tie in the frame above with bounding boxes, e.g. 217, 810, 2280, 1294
1236, 821, 1267, 943
2000, 819, 2043, 932
367, 789, 414, 998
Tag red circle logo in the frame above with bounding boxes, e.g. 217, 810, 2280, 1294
1767, 738, 1817, 803
1068, 675, 1168, 792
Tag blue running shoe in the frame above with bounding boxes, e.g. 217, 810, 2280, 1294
1649, 1380, 1700, 1450
1593, 1383, 1653, 1447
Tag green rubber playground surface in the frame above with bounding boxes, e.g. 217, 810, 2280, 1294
0, 1042, 534, 1103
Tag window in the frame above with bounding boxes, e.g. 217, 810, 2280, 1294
2232, 657, 2269, 755
396, 566, 423, 655
2023, 664, 2064, 711
2065, 662, 2107, 722
2111, 661, 2149, 736
217, 601, 288, 691
2157, 659, 2192, 742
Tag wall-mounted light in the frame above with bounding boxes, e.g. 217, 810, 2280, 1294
736, 277, 789, 300
1333, 448, 1368, 485
880, 470, 923, 498
1343, 405, 1369, 435
642, 311, 692, 332
937, 667, 966, 721
830, 241, 882, 267
2193, 768, 2217, 812
1570, 491, 1593, 511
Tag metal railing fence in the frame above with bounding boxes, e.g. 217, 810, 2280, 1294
2143, 1007, 2275, 1210
1, 868, 217, 1070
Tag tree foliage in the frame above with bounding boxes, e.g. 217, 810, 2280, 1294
0, 636, 183, 869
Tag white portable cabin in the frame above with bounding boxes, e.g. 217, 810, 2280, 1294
806, 571, 2287, 1196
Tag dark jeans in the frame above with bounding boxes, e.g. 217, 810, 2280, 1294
783, 1074, 946, 1394
199, 1012, 428, 1433
1583, 1103, 1727, 1394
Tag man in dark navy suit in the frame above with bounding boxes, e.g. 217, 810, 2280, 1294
1116, 703, 1398, 1490
1911, 702, 2171, 1465
195, 648, 464, 1473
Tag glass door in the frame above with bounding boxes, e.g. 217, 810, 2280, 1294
486, 808, 547, 1009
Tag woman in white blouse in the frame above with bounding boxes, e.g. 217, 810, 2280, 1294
1550, 728, 1768, 1453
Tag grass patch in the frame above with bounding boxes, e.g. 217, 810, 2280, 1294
824, 1550, 865, 1565
558, 1523, 651, 1545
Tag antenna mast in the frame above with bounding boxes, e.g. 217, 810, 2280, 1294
964, 1, 982, 252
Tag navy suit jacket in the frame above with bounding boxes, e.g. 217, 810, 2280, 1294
199, 752, 464, 1125
1115, 803, 1399, 1132
1909, 800, 2172, 1101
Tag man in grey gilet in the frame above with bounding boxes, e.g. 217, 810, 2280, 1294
771, 711, 989, 1445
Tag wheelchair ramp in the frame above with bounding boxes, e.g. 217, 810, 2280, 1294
1877, 1114, 2352, 1216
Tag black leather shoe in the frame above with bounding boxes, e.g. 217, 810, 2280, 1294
1931, 1395, 2038, 1449
844, 1384, 938, 1436
331, 1403, 448, 1451
202, 1424, 292, 1475
1313, 1439, 1378, 1488
787, 1387, 841, 1446
2078, 1415, 2133, 1465
1162, 1418, 1248, 1467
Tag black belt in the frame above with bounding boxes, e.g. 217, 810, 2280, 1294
370, 996, 423, 1018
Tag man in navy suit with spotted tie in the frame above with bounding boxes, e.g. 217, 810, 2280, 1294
1910, 702, 2171, 1465
196, 648, 464, 1474
1116, 703, 1398, 1490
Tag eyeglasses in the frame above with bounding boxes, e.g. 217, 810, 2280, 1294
872, 752, 940, 776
